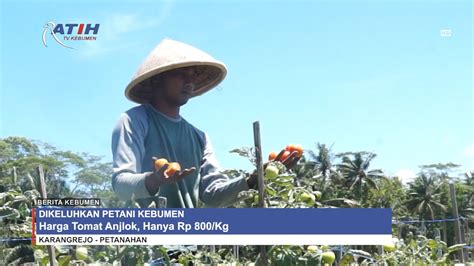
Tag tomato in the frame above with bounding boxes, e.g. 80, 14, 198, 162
294, 144, 303, 157
75, 247, 88, 260
299, 192, 316, 204
264, 165, 279, 178
340, 254, 354, 264
165, 162, 181, 177
321, 251, 335, 264
280, 150, 291, 161
383, 243, 396, 252
253, 195, 259, 205
307, 245, 318, 253
268, 151, 277, 161
154, 158, 169, 171
286, 144, 303, 157
320, 245, 330, 251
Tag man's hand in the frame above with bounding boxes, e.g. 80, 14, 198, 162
273, 150, 301, 170
145, 158, 196, 195
246, 150, 301, 189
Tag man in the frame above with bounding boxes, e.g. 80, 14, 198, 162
112, 39, 298, 208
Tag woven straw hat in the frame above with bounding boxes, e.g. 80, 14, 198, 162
125, 38, 227, 104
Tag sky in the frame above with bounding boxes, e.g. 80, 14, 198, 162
0, 0, 472, 183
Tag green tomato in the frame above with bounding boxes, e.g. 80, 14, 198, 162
383, 243, 396, 252
321, 251, 335, 264
253, 195, 259, 205
264, 165, 279, 178
299, 192, 316, 204
320, 245, 330, 251
75, 247, 88, 261
340, 254, 354, 265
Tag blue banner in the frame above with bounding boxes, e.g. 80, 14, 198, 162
35, 208, 391, 235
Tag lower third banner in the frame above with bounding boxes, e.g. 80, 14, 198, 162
33, 208, 392, 245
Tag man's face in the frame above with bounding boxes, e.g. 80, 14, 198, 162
153, 67, 197, 106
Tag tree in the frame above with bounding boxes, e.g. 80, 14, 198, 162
307, 143, 334, 180
405, 174, 448, 220
302, 143, 343, 200
0, 136, 119, 205
366, 176, 408, 214
337, 152, 385, 203
463, 171, 474, 208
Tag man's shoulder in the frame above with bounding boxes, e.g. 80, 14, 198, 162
123, 104, 147, 119
116, 105, 148, 132
182, 118, 207, 140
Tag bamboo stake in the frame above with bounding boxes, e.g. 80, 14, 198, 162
37, 165, 57, 266
449, 182, 467, 263
253, 121, 268, 265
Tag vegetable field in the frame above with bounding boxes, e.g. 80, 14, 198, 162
0, 137, 473, 265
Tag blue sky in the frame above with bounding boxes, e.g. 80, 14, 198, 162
0, 0, 472, 182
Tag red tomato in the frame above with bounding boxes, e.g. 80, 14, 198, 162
154, 158, 169, 171
280, 150, 291, 161
165, 162, 181, 177
285, 144, 303, 157
268, 151, 277, 161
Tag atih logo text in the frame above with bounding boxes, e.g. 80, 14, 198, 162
42, 22, 100, 49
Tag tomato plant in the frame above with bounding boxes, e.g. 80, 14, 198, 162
264, 165, 279, 179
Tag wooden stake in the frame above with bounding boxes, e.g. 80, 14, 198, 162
253, 121, 268, 265
449, 182, 467, 263
12, 166, 17, 185
233, 245, 239, 261
253, 122, 266, 208
37, 165, 57, 266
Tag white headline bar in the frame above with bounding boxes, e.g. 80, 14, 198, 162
35, 234, 392, 245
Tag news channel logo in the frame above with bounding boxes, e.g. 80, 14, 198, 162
440, 28, 452, 38
42, 22, 100, 49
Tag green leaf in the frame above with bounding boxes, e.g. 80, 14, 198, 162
41, 257, 51, 266
275, 175, 294, 182
438, 241, 447, 249
278, 188, 290, 200
427, 239, 437, 249
57, 255, 71, 266
447, 243, 465, 254
350, 249, 372, 258
34, 249, 46, 261
0, 206, 20, 220
265, 186, 277, 197
94, 251, 108, 261
54, 245, 70, 255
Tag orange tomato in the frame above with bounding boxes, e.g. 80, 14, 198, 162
268, 151, 277, 161
154, 158, 169, 171
285, 144, 303, 157
280, 150, 291, 161
165, 162, 181, 177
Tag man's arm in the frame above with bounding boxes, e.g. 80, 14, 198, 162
199, 134, 249, 208
111, 109, 152, 201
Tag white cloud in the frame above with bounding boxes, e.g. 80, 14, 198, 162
395, 168, 416, 184
76, 2, 174, 58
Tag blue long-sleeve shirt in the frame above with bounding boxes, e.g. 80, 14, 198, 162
111, 104, 249, 207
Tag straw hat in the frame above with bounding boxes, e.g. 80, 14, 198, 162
125, 38, 227, 104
